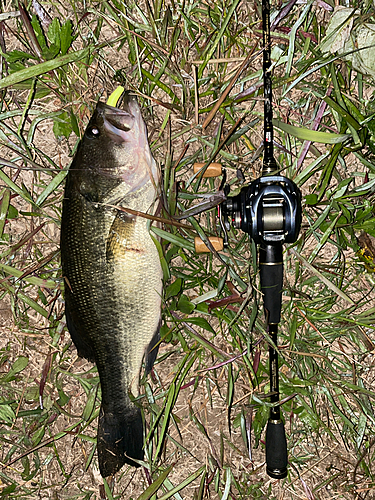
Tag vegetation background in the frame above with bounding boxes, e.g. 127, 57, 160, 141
0, 0, 375, 498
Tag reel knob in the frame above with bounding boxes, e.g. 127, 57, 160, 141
194, 237, 224, 253
194, 162, 222, 178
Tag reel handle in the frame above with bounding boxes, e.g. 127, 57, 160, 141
192, 163, 224, 253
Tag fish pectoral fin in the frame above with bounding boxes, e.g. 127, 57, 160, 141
116, 209, 136, 224
106, 213, 143, 261
106, 214, 134, 261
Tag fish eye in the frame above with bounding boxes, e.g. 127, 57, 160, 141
86, 126, 100, 139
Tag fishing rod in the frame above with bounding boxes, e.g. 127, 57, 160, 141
192, 0, 302, 478
221, 0, 301, 475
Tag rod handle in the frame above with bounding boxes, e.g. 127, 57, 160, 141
259, 244, 283, 324
194, 162, 222, 178
266, 418, 288, 479
195, 237, 223, 253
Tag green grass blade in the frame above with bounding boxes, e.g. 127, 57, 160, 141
35, 168, 68, 207
290, 248, 355, 305
0, 189, 10, 239
157, 467, 205, 500
316, 142, 343, 199
221, 468, 232, 500
0, 48, 90, 90
102, 477, 115, 500
1, 281, 49, 318
273, 119, 350, 144
153, 381, 176, 460
198, 0, 241, 78
0, 170, 34, 204
136, 465, 174, 500
151, 226, 195, 252
0, 262, 57, 288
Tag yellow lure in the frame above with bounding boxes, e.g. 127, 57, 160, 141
107, 86, 125, 107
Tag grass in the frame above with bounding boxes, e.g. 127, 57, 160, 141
1, 0, 375, 498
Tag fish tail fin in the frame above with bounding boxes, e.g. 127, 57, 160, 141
97, 406, 144, 477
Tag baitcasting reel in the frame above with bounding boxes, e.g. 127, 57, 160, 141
219, 173, 301, 247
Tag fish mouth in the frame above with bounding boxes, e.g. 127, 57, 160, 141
97, 92, 140, 144
93, 91, 157, 191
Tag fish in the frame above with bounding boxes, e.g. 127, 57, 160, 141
60, 92, 163, 477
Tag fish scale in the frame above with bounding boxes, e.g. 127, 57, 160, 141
61, 93, 162, 477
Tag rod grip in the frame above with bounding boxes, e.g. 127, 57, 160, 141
266, 419, 288, 479
259, 244, 283, 324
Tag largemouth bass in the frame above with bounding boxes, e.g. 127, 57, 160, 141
60, 92, 163, 477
